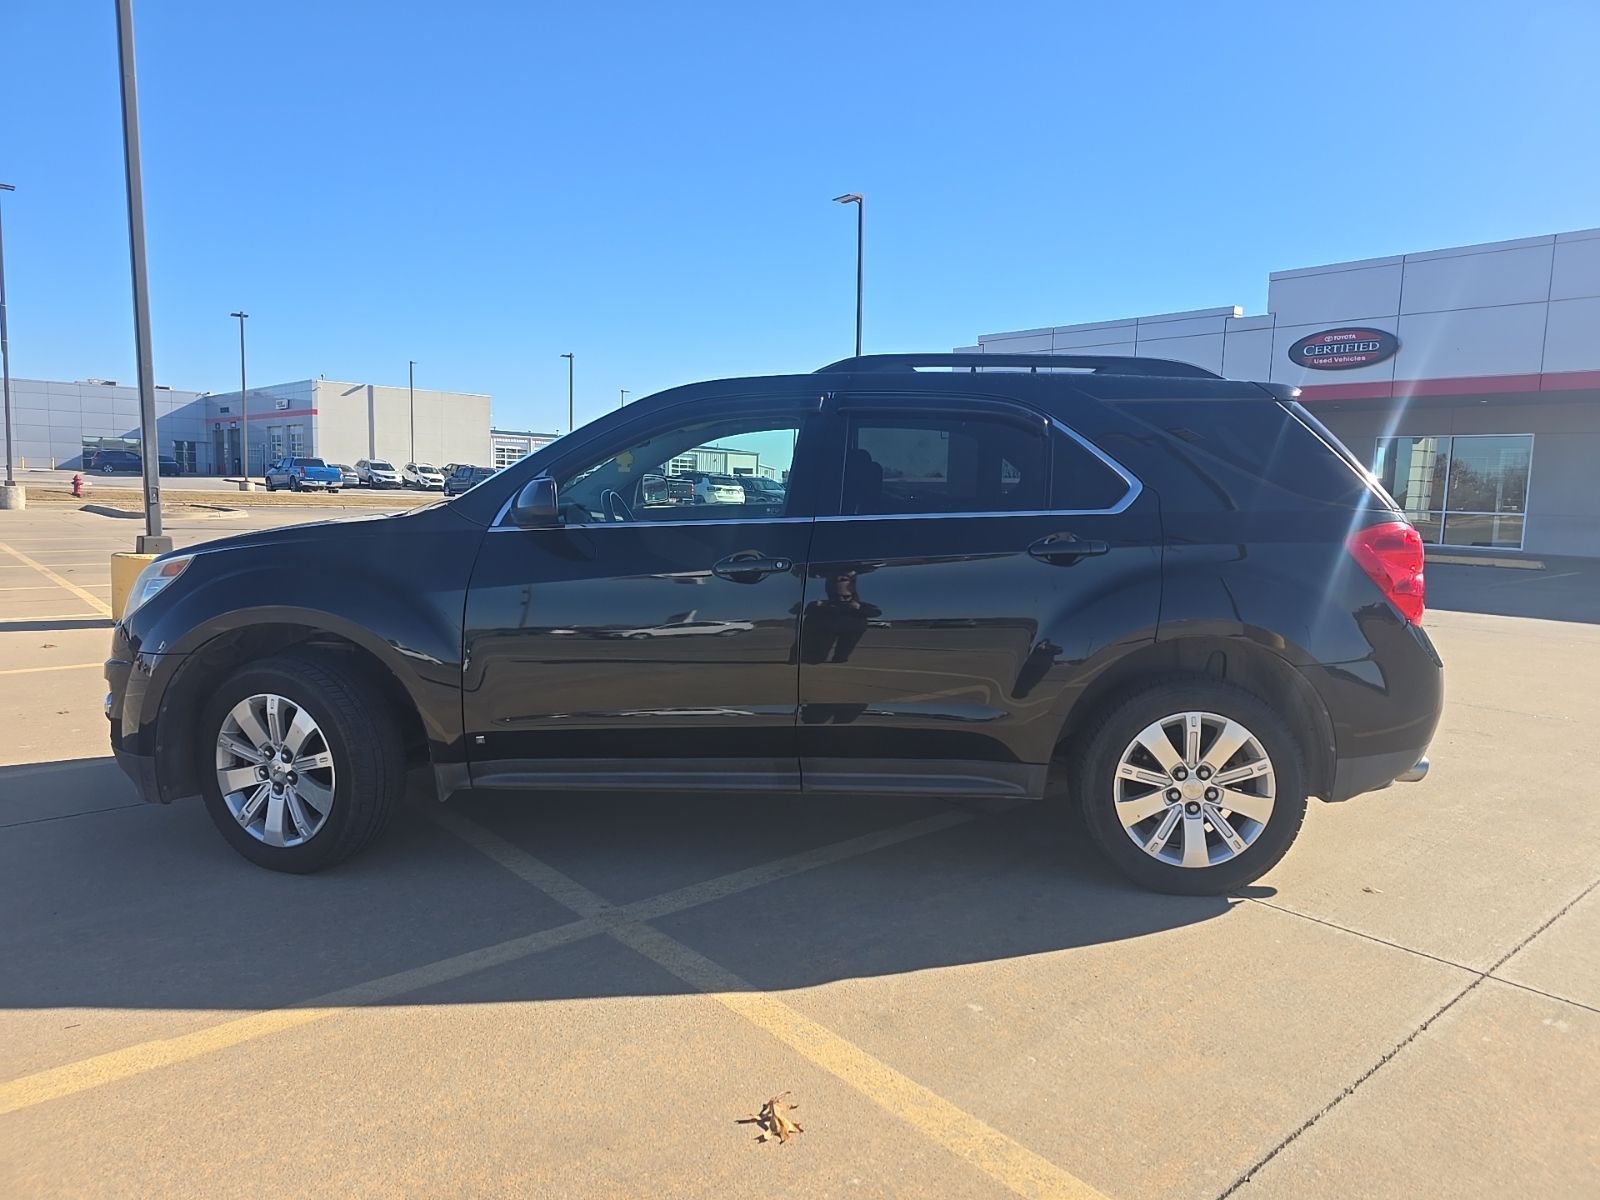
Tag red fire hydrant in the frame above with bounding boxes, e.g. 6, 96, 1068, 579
71, 473, 85, 497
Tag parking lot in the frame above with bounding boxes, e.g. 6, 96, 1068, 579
1, 506, 1596, 1199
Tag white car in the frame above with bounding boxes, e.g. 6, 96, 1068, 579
613, 619, 755, 639
693, 473, 745, 504
403, 462, 446, 490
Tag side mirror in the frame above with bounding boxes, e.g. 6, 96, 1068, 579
510, 476, 560, 527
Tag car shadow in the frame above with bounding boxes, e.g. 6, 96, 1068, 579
0, 757, 1257, 1014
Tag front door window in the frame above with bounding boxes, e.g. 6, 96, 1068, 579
557, 418, 800, 524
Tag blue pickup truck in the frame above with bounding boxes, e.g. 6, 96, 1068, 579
264, 456, 343, 492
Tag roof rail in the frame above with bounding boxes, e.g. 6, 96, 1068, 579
815, 352, 1222, 380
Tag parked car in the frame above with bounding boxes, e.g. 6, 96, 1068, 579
403, 462, 446, 490
737, 475, 785, 504
89, 449, 142, 474
87, 449, 183, 476
332, 464, 360, 489
263, 456, 342, 492
692, 473, 745, 504
444, 464, 497, 495
355, 460, 402, 488
106, 352, 1441, 892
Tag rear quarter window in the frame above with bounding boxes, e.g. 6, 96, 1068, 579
1100, 399, 1378, 512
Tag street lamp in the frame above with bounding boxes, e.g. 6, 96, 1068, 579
619, 388, 629, 409
561, 353, 574, 433
0, 183, 17, 506
115, 0, 168, 550
408, 360, 416, 463
229, 312, 249, 484
833, 193, 864, 357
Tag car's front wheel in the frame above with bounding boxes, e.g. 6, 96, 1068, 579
199, 654, 405, 873
1076, 679, 1307, 895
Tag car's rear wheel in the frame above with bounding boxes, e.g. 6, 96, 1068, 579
1076, 679, 1307, 895
198, 654, 405, 873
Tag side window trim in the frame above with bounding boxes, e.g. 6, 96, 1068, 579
1049, 417, 1143, 515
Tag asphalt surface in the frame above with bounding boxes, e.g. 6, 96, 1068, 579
1, 506, 1596, 1199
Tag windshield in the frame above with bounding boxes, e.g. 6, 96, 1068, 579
369, 461, 394, 471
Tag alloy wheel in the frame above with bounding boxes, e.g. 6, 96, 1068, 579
214, 693, 337, 848
1113, 710, 1275, 869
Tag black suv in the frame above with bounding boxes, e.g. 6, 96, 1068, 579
88, 449, 182, 475
105, 354, 1442, 893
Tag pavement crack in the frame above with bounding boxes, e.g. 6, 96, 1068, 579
1217, 877, 1600, 1198
0, 803, 145, 829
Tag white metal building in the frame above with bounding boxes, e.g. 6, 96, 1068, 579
200, 379, 491, 474
964, 226, 1600, 557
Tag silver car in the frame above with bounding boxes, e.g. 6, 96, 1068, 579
355, 459, 402, 488
333, 463, 360, 488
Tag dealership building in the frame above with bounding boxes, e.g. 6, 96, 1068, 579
964, 226, 1600, 557
7, 377, 492, 476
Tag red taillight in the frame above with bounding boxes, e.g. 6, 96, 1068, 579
1346, 521, 1426, 624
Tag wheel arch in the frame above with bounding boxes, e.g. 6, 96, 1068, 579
153, 623, 431, 805
1053, 636, 1336, 799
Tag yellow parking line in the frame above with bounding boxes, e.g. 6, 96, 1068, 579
617, 923, 1108, 1200
435, 808, 1107, 1200
0, 810, 972, 1117
0, 662, 102, 676
0, 614, 111, 625
0, 543, 113, 616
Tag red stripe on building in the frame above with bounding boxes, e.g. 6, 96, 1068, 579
1298, 369, 1600, 402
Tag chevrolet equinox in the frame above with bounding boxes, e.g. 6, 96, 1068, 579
106, 353, 1442, 894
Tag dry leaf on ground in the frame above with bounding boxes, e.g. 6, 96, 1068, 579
737, 1092, 804, 1144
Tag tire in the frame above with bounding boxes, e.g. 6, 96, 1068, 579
1075, 677, 1307, 895
265, 479, 276, 492
101, 464, 114, 475
329, 488, 340, 494
198, 653, 405, 873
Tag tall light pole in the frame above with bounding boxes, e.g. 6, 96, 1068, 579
619, 388, 629, 409
116, 0, 168, 550
0, 183, 18, 507
229, 312, 250, 484
561, 353, 574, 433
408, 360, 416, 462
833, 193, 864, 357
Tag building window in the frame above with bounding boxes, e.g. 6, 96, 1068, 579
172, 441, 197, 473
1374, 434, 1532, 550
267, 426, 285, 462
288, 424, 306, 457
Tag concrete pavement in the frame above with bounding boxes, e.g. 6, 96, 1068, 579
1, 506, 1595, 1199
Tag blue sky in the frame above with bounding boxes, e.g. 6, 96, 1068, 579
3, 1, 1597, 433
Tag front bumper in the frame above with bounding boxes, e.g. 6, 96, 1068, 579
113, 742, 161, 803
105, 628, 177, 805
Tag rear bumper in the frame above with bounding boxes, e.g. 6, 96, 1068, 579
1300, 620, 1443, 802
1330, 747, 1431, 801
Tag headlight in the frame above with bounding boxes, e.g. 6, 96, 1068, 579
124, 555, 193, 618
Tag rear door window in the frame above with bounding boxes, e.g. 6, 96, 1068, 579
842, 413, 1047, 516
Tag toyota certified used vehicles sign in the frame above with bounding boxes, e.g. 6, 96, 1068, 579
1287, 327, 1400, 370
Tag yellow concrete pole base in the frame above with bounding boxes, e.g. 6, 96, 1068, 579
110, 552, 158, 619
